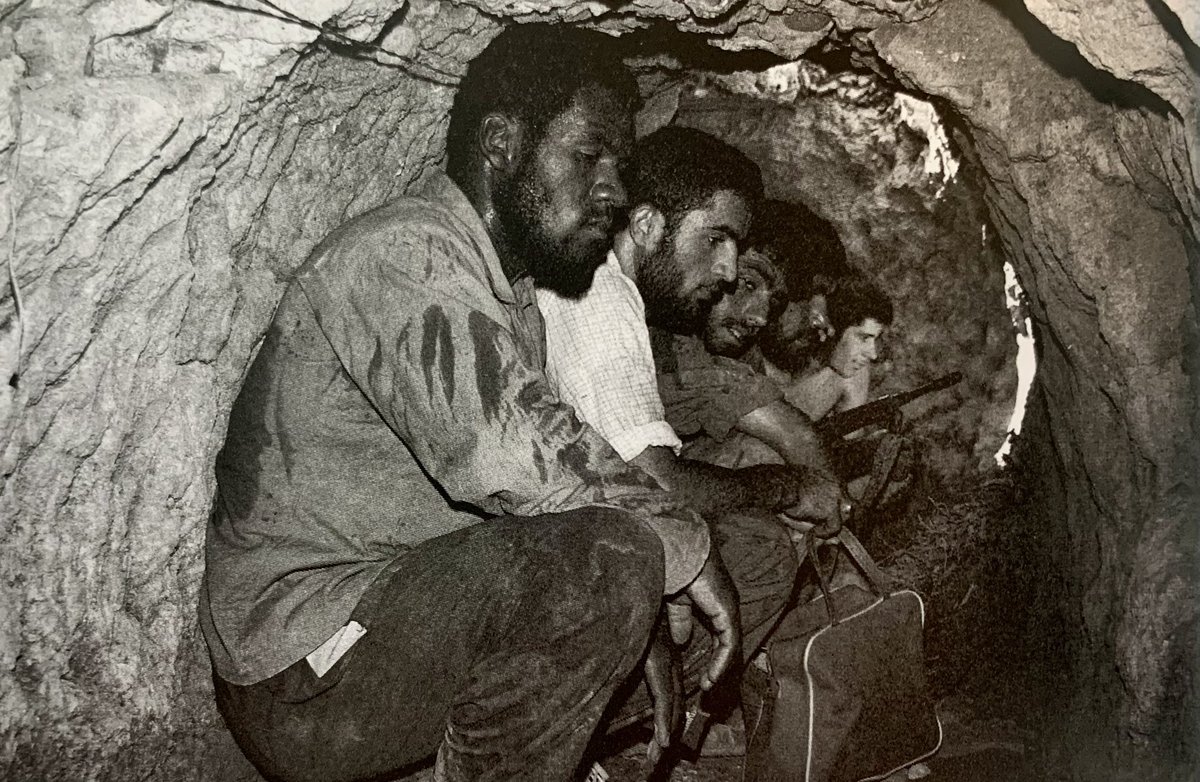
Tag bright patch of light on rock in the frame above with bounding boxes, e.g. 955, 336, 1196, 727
893, 92, 959, 197
995, 259, 1036, 467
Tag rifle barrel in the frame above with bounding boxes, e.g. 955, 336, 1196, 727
815, 370, 963, 439
889, 371, 963, 407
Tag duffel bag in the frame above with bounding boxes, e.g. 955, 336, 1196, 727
743, 529, 941, 782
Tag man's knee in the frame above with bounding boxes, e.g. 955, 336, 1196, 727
538, 506, 666, 586
515, 507, 664, 648
714, 511, 798, 591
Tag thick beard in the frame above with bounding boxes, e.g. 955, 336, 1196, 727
639, 236, 709, 335
703, 321, 750, 358
758, 321, 820, 373
495, 160, 608, 299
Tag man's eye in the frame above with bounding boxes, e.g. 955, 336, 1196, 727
576, 149, 600, 163
740, 278, 756, 292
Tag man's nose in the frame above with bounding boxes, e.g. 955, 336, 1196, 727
712, 250, 737, 284
865, 341, 878, 361
743, 305, 768, 328
592, 159, 626, 209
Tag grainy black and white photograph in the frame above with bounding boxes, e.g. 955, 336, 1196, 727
0, 1, 1196, 781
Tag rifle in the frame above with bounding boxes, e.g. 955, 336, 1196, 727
814, 371, 963, 440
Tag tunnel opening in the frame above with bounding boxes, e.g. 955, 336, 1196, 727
1, 2, 1196, 781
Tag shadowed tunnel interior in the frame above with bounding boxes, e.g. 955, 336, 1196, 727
0, 1, 1196, 780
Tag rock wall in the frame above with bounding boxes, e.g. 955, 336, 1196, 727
866, 3, 1199, 775
0, 1, 1195, 780
0, 1, 494, 777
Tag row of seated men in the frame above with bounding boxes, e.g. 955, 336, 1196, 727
201, 22, 895, 782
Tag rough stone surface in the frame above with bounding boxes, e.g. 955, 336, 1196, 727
0, 1, 469, 778
0, 1, 1196, 780
869, 1, 1198, 777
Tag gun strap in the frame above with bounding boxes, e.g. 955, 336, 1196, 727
855, 432, 904, 523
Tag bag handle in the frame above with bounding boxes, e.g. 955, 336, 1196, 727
805, 532, 840, 625
802, 527, 893, 625
835, 528, 891, 596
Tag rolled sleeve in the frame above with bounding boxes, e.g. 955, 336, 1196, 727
608, 421, 684, 462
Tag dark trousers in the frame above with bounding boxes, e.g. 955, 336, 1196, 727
598, 509, 800, 731
215, 508, 798, 782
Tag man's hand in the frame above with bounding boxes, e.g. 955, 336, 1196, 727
648, 549, 739, 773
643, 622, 684, 770
782, 472, 849, 539
682, 549, 741, 691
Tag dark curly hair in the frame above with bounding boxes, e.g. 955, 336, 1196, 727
623, 126, 763, 236
445, 24, 640, 183
826, 272, 893, 334
746, 199, 850, 301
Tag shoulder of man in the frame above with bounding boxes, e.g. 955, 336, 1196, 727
313, 194, 473, 265
294, 177, 502, 309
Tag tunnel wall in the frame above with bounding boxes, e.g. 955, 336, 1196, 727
865, 2, 1199, 774
0, 1, 1196, 780
0, 1, 495, 777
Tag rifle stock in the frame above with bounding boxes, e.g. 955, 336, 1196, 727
814, 371, 963, 440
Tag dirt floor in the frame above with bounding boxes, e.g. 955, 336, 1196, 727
593, 683, 1038, 782
402, 681, 1039, 782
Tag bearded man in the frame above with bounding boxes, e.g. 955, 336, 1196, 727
538, 127, 848, 775
202, 26, 741, 782
670, 198, 847, 471
540, 128, 842, 519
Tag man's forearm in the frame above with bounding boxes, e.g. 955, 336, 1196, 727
735, 398, 835, 474
631, 446, 825, 517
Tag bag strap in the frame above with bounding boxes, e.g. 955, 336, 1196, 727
805, 532, 840, 626
835, 529, 892, 595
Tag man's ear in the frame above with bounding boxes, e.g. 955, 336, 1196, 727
479, 113, 525, 175
628, 204, 666, 254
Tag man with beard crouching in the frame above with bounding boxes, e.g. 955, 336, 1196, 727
539, 127, 844, 530
202, 26, 741, 782
538, 128, 849, 771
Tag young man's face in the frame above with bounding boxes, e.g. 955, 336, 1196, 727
641, 189, 751, 333
829, 317, 885, 377
702, 250, 786, 357
501, 84, 632, 297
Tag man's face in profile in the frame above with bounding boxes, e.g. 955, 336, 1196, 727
758, 294, 827, 372
640, 189, 751, 334
829, 317, 885, 377
498, 85, 632, 297
702, 249, 786, 358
